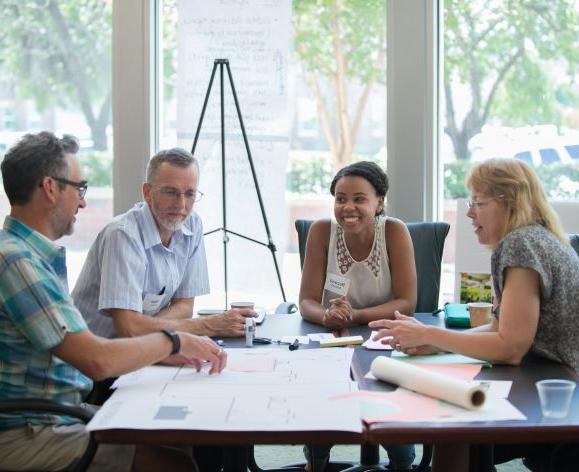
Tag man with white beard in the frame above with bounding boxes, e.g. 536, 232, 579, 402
73, 148, 255, 346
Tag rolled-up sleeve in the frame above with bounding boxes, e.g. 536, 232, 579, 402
98, 227, 148, 313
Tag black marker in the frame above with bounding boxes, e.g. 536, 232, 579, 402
289, 339, 300, 351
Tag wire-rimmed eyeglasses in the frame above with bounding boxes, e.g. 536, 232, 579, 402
157, 187, 204, 202
466, 195, 504, 210
51, 176, 88, 199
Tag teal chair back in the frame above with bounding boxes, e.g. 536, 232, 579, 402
294, 219, 450, 313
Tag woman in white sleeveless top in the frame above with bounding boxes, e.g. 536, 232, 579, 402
299, 161, 417, 471
300, 161, 417, 329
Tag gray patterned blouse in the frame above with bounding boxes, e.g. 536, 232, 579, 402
492, 224, 579, 370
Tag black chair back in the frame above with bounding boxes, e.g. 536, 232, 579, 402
569, 233, 579, 257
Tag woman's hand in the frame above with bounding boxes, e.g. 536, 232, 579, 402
402, 345, 442, 356
323, 297, 353, 328
369, 311, 430, 350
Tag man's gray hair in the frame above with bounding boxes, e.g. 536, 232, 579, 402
146, 148, 198, 184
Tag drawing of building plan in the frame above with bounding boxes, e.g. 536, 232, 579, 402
87, 348, 362, 432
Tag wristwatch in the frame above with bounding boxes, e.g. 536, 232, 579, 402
161, 329, 181, 355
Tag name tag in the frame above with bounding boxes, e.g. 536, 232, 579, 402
142, 293, 164, 313
324, 273, 350, 297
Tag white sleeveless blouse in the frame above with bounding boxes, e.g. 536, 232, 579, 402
322, 218, 393, 309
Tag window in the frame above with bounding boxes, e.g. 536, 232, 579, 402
159, 0, 386, 308
0, 0, 114, 285
441, 0, 579, 302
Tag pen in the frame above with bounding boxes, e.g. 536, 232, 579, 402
289, 338, 300, 351
158, 286, 166, 295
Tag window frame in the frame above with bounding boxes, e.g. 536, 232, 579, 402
112, 0, 440, 221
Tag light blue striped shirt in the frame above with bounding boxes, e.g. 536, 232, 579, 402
72, 202, 209, 338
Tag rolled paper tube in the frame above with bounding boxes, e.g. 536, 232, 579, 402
370, 356, 486, 410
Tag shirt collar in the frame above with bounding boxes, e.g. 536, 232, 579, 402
139, 202, 193, 250
3, 215, 63, 262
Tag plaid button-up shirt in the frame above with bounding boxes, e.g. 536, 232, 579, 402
0, 216, 92, 431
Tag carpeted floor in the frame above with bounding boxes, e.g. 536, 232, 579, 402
253, 444, 527, 470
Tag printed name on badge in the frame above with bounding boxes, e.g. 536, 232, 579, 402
324, 273, 350, 297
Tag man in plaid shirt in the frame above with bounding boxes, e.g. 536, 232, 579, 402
0, 132, 227, 471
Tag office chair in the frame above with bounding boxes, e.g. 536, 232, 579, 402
290, 219, 450, 472
569, 233, 579, 257
0, 399, 98, 471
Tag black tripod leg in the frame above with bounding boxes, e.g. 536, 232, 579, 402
191, 60, 219, 155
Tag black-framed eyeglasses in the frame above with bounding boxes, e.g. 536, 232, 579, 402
51, 176, 88, 199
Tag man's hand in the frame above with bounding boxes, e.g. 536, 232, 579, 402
177, 334, 227, 374
199, 308, 256, 337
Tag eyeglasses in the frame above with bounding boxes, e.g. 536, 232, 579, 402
466, 195, 503, 210
51, 176, 88, 199
157, 187, 204, 202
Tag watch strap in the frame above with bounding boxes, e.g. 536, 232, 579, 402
161, 329, 181, 355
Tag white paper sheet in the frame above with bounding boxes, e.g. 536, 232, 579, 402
362, 331, 393, 350
88, 385, 362, 432
477, 380, 512, 399
91, 348, 360, 432
308, 333, 335, 342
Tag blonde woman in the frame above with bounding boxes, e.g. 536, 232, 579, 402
371, 158, 579, 471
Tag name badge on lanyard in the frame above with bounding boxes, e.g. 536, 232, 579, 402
324, 273, 350, 297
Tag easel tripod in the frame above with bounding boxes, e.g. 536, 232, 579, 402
191, 58, 286, 306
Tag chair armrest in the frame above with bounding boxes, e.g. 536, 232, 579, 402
0, 399, 94, 423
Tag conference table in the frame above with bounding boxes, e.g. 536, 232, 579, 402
93, 313, 579, 471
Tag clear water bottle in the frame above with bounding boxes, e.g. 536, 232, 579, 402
245, 317, 256, 347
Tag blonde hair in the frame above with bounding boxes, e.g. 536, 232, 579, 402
466, 158, 568, 246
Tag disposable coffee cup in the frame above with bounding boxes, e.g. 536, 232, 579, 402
468, 302, 492, 327
230, 301, 255, 310
536, 379, 576, 419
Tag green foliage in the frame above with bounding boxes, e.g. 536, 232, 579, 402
535, 163, 579, 200
287, 152, 386, 195
444, 0, 579, 159
162, 0, 177, 103
443, 161, 471, 200
293, 0, 386, 84
79, 151, 112, 187
443, 160, 579, 200
287, 155, 333, 194
0, 1, 112, 149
